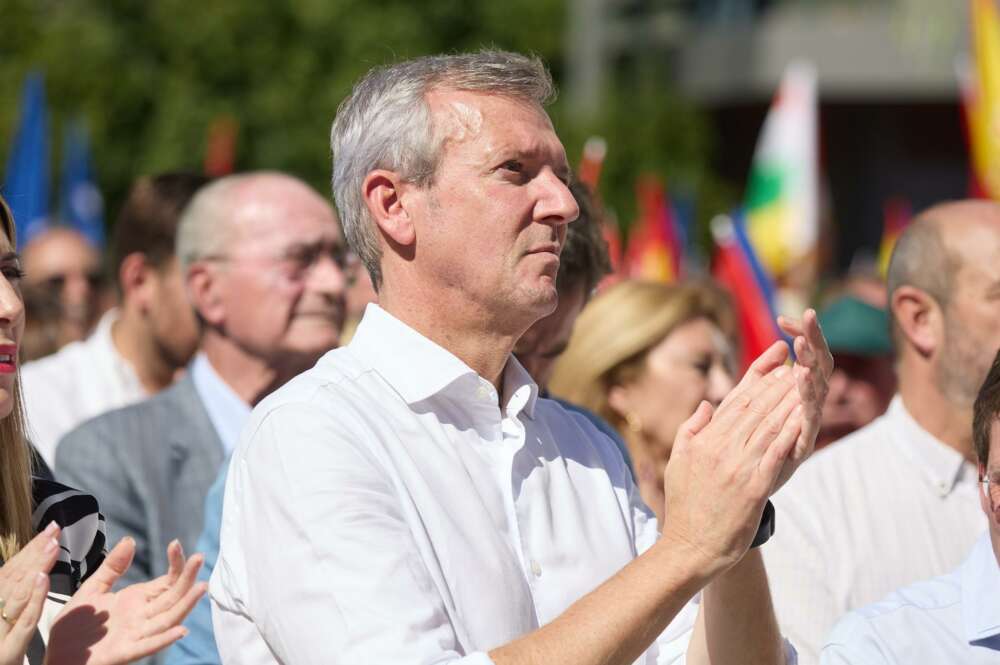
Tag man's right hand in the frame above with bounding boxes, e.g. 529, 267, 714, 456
660, 340, 802, 578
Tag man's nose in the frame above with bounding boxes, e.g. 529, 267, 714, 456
536, 170, 579, 228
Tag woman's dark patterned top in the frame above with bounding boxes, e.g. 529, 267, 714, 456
24, 477, 107, 665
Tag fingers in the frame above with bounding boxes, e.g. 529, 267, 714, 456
721, 341, 789, 409
4, 572, 48, 653
745, 383, 802, 457
674, 401, 714, 447
79, 537, 136, 596
758, 405, 804, 486
712, 363, 795, 440
0, 524, 60, 587
128, 625, 190, 663
165, 540, 185, 584
147, 552, 203, 619
145, 577, 207, 639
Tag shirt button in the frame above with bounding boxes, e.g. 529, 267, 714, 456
530, 559, 542, 577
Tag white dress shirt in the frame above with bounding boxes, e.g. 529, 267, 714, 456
821, 533, 1000, 664
211, 304, 699, 665
21, 309, 147, 466
763, 396, 987, 665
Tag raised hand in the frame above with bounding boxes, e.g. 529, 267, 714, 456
0, 523, 60, 665
661, 341, 803, 574
45, 539, 206, 665
775, 308, 833, 491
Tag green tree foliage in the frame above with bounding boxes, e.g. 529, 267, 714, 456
0, 0, 725, 245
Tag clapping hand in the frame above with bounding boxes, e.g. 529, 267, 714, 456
0, 523, 61, 665
45, 538, 206, 665
774, 308, 833, 492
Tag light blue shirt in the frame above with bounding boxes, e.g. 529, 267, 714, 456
822, 533, 1000, 664
166, 354, 248, 665
190, 353, 251, 453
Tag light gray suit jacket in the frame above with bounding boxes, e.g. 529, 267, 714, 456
55, 374, 225, 591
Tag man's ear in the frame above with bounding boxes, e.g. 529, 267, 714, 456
186, 263, 225, 328
362, 170, 415, 247
118, 253, 155, 314
980, 462, 992, 519
891, 285, 942, 357
607, 383, 633, 422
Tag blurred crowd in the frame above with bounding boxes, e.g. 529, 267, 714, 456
2, 48, 1000, 665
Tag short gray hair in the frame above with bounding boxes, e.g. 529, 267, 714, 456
330, 50, 556, 290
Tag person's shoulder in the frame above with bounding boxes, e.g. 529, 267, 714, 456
20, 338, 88, 393
31, 476, 106, 590
535, 396, 632, 478
824, 572, 960, 661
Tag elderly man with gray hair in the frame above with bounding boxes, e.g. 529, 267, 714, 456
55, 171, 351, 627
211, 51, 832, 665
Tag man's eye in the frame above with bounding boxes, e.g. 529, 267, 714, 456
502, 160, 524, 173
3, 267, 25, 282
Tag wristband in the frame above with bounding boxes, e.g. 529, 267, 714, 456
750, 500, 776, 548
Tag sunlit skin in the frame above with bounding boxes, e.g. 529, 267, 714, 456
513, 283, 587, 389
0, 234, 25, 420
145, 257, 201, 370
209, 178, 349, 373
373, 90, 579, 386
608, 317, 735, 523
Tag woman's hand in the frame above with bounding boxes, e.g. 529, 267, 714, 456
45, 538, 206, 665
0, 523, 61, 665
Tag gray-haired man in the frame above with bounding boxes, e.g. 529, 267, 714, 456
211, 51, 831, 665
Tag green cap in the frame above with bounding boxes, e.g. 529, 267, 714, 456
817, 296, 893, 357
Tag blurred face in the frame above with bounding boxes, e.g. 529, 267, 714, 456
211, 181, 350, 370
147, 257, 200, 371
0, 232, 26, 419
609, 317, 735, 465
937, 222, 1000, 405
403, 90, 578, 331
514, 283, 587, 389
817, 352, 896, 448
22, 228, 101, 344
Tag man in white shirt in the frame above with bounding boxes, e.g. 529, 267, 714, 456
22, 173, 209, 466
821, 349, 1000, 663
763, 200, 1000, 664
211, 51, 832, 665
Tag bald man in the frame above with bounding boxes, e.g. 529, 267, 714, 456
763, 200, 1000, 664
56, 173, 353, 615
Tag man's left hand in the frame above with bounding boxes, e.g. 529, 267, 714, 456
774, 308, 833, 492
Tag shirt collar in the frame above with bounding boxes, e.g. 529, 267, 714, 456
889, 396, 974, 497
348, 304, 538, 419
87, 308, 148, 396
189, 353, 252, 453
962, 533, 1000, 643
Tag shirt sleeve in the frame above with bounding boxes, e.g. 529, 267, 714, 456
223, 400, 498, 665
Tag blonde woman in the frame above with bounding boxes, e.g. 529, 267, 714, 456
0, 195, 205, 665
549, 279, 737, 524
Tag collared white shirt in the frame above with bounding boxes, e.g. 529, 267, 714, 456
821, 533, 1000, 663
210, 304, 699, 665
22, 309, 147, 466
190, 353, 251, 454
763, 396, 987, 665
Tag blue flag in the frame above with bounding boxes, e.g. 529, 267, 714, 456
61, 121, 105, 248
2, 72, 50, 247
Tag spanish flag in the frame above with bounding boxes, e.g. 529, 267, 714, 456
623, 176, 683, 283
